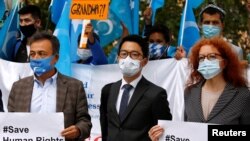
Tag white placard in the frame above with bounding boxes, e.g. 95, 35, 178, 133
0, 113, 65, 140
158, 120, 208, 141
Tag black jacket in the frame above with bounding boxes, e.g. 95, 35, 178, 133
100, 76, 172, 141
0, 90, 4, 112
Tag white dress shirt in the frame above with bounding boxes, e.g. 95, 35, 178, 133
30, 73, 57, 113
116, 74, 142, 113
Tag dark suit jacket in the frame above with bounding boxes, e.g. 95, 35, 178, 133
100, 76, 172, 141
8, 72, 92, 140
184, 81, 250, 124
0, 90, 3, 112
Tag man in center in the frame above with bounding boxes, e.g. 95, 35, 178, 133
100, 35, 172, 141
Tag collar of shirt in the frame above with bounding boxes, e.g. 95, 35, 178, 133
33, 72, 58, 88
116, 74, 142, 113
121, 74, 142, 89
31, 72, 58, 113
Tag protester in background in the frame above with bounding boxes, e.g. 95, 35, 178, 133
148, 37, 250, 141
100, 35, 172, 141
8, 32, 92, 140
247, 0, 250, 12
76, 23, 108, 65
13, 5, 41, 62
0, 89, 3, 112
175, 3, 244, 60
143, 7, 176, 60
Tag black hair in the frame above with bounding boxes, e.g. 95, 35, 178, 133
149, 24, 171, 43
118, 35, 149, 58
18, 5, 41, 20
29, 31, 60, 55
199, 3, 226, 23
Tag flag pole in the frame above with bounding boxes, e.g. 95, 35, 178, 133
179, 0, 188, 46
149, 0, 152, 7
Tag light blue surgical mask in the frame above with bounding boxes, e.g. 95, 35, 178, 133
202, 25, 221, 38
197, 59, 222, 79
77, 48, 92, 61
30, 56, 55, 76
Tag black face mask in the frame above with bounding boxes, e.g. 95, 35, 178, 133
20, 24, 37, 38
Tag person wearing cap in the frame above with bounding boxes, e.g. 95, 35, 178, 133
175, 3, 244, 60
76, 23, 108, 65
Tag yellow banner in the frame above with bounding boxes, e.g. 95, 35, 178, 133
70, 0, 110, 20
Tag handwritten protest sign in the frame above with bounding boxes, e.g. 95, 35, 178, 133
70, 0, 110, 20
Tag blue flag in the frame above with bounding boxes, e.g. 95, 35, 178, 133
150, 0, 165, 24
53, 1, 71, 76
178, 0, 204, 54
110, 0, 139, 34
0, 0, 5, 21
0, 2, 18, 60
70, 20, 82, 62
107, 43, 119, 64
49, 0, 67, 24
92, 9, 122, 47
132, 0, 139, 34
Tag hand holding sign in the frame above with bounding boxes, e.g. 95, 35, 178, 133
148, 125, 164, 141
85, 23, 95, 44
61, 125, 80, 139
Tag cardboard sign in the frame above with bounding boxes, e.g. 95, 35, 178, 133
70, 0, 110, 20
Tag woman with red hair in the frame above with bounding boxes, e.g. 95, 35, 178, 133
148, 37, 250, 141
184, 36, 250, 124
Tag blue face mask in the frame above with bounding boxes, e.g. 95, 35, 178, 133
30, 56, 55, 76
202, 25, 221, 38
149, 43, 166, 59
197, 59, 222, 79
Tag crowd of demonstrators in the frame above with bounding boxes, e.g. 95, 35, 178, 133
0, 89, 3, 112
1, 2, 246, 64
8, 32, 92, 141
175, 3, 244, 60
100, 35, 172, 141
76, 23, 108, 65
143, 7, 176, 60
149, 37, 250, 141
0, 1, 249, 141
2, 3, 108, 65
13, 5, 42, 62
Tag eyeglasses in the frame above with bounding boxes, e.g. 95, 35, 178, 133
198, 53, 222, 62
119, 50, 142, 59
